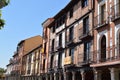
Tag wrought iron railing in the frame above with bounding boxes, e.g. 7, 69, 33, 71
79, 27, 91, 40
77, 51, 92, 65
94, 11, 108, 28
111, 2, 120, 21
92, 45, 120, 64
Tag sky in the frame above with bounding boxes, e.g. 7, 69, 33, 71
0, 0, 70, 68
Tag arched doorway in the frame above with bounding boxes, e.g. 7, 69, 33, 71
85, 71, 94, 80
100, 35, 106, 62
67, 72, 72, 80
75, 71, 82, 80
101, 69, 111, 80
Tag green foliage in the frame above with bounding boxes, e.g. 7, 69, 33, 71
0, 0, 10, 30
0, 19, 5, 29
0, 68, 6, 77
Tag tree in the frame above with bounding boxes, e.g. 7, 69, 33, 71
0, 0, 10, 29
0, 68, 6, 78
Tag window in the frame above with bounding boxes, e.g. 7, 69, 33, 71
43, 59, 45, 70
84, 42, 91, 61
59, 33, 62, 46
100, 35, 106, 62
69, 48, 74, 63
52, 26, 55, 33
58, 52, 62, 67
83, 16, 89, 34
82, 0, 88, 8
69, 48, 74, 56
44, 42, 47, 54
50, 55, 54, 68
69, 26, 74, 41
117, 29, 120, 56
100, 4, 106, 24
55, 15, 66, 28
69, 8, 73, 18
28, 54, 32, 63
51, 39, 55, 51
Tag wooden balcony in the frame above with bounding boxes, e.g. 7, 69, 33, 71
111, 2, 120, 21
94, 11, 109, 29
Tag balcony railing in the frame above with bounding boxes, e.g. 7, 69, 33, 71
66, 38, 76, 47
92, 46, 120, 64
56, 41, 63, 50
94, 11, 108, 29
79, 28, 91, 40
49, 45, 55, 54
77, 52, 92, 66
111, 3, 120, 21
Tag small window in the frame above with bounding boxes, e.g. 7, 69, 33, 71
83, 16, 89, 34
51, 39, 55, 51
69, 48, 74, 56
69, 26, 74, 41
69, 8, 73, 18
59, 33, 62, 46
43, 59, 45, 70
55, 15, 66, 28
82, 0, 88, 8
52, 26, 55, 33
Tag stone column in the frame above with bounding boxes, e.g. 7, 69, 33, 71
72, 71, 76, 80
109, 68, 119, 80
64, 72, 67, 80
46, 74, 48, 80
81, 71, 85, 80
50, 73, 52, 80
94, 69, 101, 80
59, 72, 62, 80
54, 73, 56, 80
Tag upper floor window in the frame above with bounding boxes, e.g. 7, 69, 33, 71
28, 54, 32, 63
84, 42, 91, 61
69, 8, 73, 18
56, 15, 66, 28
50, 55, 54, 68
59, 33, 62, 46
44, 42, 47, 54
69, 26, 74, 41
51, 26, 55, 33
58, 52, 62, 67
69, 48, 74, 56
100, 4, 106, 24
83, 16, 89, 34
82, 0, 88, 8
69, 47, 74, 62
51, 39, 55, 51
43, 59, 46, 70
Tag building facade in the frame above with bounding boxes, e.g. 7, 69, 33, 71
6, 0, 120, 80
6, 59, 13, 76
6, 35, 43, 77
91, 0, 120, 80
42, 0, 94, 80
25, 45, 42, 76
